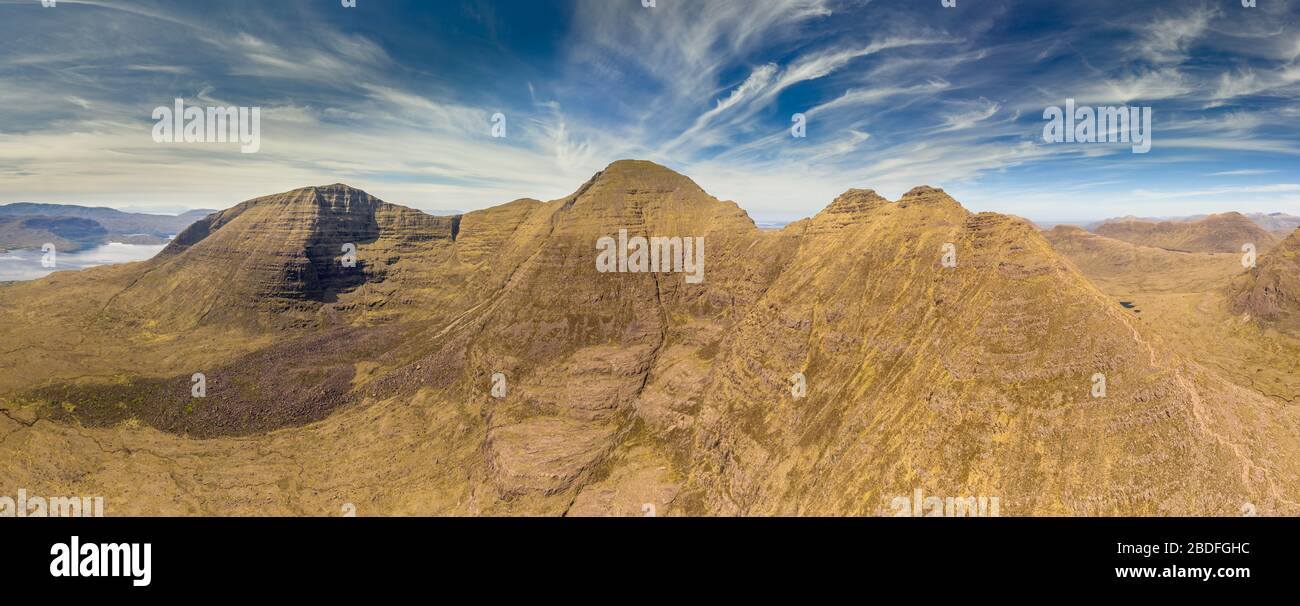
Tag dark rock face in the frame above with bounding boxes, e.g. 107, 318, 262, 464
116, 184, 460, 327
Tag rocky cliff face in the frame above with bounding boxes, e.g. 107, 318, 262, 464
1232, 228, 1300, 328
108, 184, 459, 328
1, 161, 1296, 516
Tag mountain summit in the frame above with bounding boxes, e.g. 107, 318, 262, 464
114, 184, 458, 327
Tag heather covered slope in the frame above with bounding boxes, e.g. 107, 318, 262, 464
1, 161, 1297, 516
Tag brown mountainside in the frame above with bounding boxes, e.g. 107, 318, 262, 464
108, 184, 460, 329
0, 161, 1296, 516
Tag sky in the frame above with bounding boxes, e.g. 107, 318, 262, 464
0, 0, 1298, 223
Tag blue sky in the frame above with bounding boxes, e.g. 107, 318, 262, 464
1, 0, 1298, 222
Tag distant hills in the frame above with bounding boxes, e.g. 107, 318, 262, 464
0, 203, 215, 251
1081, 212, 1300, 236
1246, 212, 1300, 234
1091, 212, 1279, 253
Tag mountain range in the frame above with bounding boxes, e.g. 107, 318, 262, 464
0, 160, 1296, 516
1090, 212, 1280, 253
1081, 212, 1300, 237
0, 203, 215, 251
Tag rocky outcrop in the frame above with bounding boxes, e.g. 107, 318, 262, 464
1231, 228, 1300, 328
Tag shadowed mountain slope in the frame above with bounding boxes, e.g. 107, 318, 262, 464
107, 184, 460, 329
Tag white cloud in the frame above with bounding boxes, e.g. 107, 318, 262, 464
1072, 69, 1192, 104
1130, 184, 1300, 200
1208, 169, 1278, 176
1131, 6, 1216, 65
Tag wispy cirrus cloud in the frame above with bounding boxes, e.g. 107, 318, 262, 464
1209, 169, 1279, 177
0, 0, 1297, 223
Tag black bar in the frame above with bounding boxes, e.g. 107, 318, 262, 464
1, 517, 1289, 596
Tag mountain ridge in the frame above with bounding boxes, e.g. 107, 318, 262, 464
0, 160, 1296, 516
1092, 212, 1280, 253
0, 202, 216, 251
